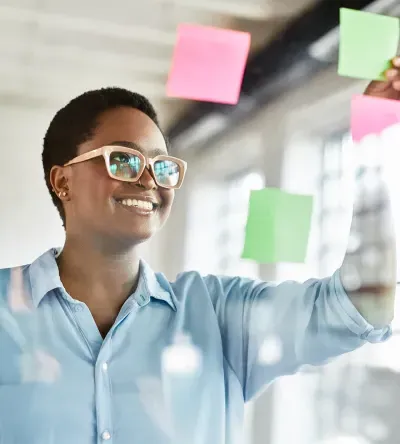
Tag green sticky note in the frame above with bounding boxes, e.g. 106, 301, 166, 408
241, 188, 313, 264
338, 8, 399, 81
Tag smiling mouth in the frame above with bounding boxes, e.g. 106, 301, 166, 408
115, 198, 158, 214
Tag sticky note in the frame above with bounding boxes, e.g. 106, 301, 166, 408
242, 188, 313, 264
338, 8, 399, 81
166, 24, 251, 104
351, 94, 400, 142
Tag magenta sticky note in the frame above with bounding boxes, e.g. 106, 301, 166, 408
166, 24, 251, 104
351, 95, 400, 142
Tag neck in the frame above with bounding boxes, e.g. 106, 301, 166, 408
57, 233, 140, 311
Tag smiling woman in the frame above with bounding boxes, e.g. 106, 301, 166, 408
0, 69, 400, 444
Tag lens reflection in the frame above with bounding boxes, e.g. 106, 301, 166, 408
154, 160, 180, 187
110, 152, 141, 179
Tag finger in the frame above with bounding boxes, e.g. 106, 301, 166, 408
386, 57, 400, 90
385, 68, 399, 80
364, 80, 391, 95
392, 56, 400, 68
393, 80, 400, 91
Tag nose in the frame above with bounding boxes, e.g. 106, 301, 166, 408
136, 167, 157, 190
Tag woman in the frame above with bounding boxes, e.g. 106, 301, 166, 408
0, 61, 400, 444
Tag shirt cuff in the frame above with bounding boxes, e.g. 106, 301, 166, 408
330, 269, 392, 344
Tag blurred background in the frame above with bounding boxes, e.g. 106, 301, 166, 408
1, 0, 400, 443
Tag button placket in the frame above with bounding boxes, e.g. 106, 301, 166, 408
95, 341, 113, 443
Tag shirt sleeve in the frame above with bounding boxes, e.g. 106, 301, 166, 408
203, 270, 392, 401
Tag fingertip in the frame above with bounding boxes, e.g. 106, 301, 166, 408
385, 68, 398, 79
392, 56, 400, 68
392, 80, 400, 91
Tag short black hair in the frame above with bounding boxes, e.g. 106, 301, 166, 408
42, 87, 166, 226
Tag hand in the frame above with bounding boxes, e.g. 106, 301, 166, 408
363, 56, 400, 100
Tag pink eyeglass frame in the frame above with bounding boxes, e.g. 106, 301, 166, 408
64, 145, 187, 189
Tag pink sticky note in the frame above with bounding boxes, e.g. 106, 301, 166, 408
351, 94, 400, 142
167, 24, 251, 105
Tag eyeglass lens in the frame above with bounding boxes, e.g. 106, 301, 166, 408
109, 151, 180, 187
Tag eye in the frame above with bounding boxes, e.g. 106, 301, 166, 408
113, 153, 130, 164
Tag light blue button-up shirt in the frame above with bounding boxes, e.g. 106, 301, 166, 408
0, 249, 391, 444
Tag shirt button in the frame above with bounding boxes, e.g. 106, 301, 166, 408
101, 430, 111, 440
136, 294, 147, 306
74, 304, 84, 312
102, 362, 108, 371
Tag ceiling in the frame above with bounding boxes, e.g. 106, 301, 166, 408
0, 0, 316, 128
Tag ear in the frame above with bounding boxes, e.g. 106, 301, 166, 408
50, 165, 70, 197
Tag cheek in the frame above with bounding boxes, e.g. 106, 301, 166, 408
161, 190, 175, 209
71, 167, 116, 205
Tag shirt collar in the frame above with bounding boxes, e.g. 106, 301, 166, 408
138, 259, 176, 311
28, 248, 176, 311
29, 248, 64, 307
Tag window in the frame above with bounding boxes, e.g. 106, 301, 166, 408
317, 130, 400, 330
311, 130, 400, 444
215, 171, 265, 278
184, 170, 264, 277
317, 132, 353, 277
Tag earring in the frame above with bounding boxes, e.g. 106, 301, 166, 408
58, 191, 67, 198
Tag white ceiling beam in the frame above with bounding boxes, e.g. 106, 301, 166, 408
152, 0, 303, 20
0, 90, 55, 110
153, 0, 267, 19
34, 45, 172, 74
0, 42, 171, 76
0, 64, 168, 98
0, 67, 168, 100
0, 89, 167, 112
0, 5, 176, 46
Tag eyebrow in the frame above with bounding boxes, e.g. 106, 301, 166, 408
109, 141, 167, 157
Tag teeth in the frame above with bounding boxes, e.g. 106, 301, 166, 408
119, 199, 154, 210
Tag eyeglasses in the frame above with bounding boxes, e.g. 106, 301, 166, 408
64, 145, 187, 189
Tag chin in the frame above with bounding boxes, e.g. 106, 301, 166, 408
130, 230, 157, 245
115, 223, 161, 246
101, 208, 169, 246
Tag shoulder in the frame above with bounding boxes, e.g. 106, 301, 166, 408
166, 270, 262, 304
0, 267, 11, 299
169, 269, 228, 291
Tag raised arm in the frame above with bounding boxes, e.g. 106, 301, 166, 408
340, 56, 400, 326
206, 58, 400, 401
